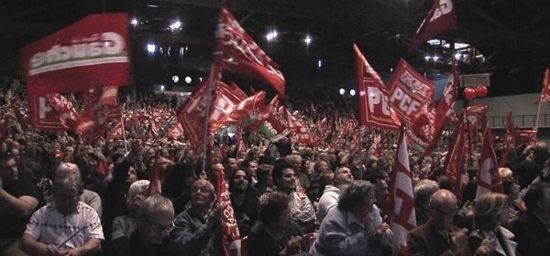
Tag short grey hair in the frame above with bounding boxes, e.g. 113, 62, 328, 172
414, 179, 439, 205
338, 180, 375, 212
138, 194, 174, 220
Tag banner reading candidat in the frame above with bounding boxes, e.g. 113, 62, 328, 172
22, 13, 130, 96
354, 44, 400, 130
408, 0, 456, 51
214, 8, 285, 96
388, 59, 435, 124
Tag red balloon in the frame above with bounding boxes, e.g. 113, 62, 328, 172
464, 88, 476, 100
476, 86, 488, 97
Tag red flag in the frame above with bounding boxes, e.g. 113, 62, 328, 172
407, 108, 435, 154
216, 168, 242, 256
229, 91, 266, 121
499, 112, 516, 167
442, 116, 467, 198
214, 8, 285, 96
515, 128, 537, 146
21, 13, 130, 95
476, 121, 504, 198
74, 87, 121, 136
243, 95, 279, 131
45, 94, 79, 129
209, 82, 247, 131
388, 126, 416, 253
178, 78, 214, 151
107, 120, 124, 140
354, 44, 400, 130
541, 67, 550, 102
286, 109, 314, 146
465, 104, 489, 132
408, 0, 457, 51
422, 64, 458, 156
388, 59, 434, 124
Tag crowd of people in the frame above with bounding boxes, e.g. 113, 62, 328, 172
0, 74, 549, 256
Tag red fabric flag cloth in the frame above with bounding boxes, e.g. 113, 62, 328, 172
499, 112, 516, 167
45, 93, 79, 129
422, 64, 458, 157
354, 44, 400, 130
148, 158, 174, 195
214, 8, 285, 96
243, 95, 280, 132
177, 73, 217, 152
107, 119, 124, 140
465, 104, 489, 132
541, 67, 550, 102
442, 115, 467, 198
388, 59, 435, 125
167, 123, 184, 141
476, 121, 504, 199
229, 91, 266, 121
74, 87, 121, 137
285, 109, 314, 146
217, 168, 242, 256
408, 0, 457, 51
21, 13, 130, 96
387, 126, 417, 254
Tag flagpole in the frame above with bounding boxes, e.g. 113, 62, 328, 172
534, 91, 544, 134
201, 64, 220, 171
120, 116, 128, 154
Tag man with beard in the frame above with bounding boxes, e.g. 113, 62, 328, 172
21, 168, 103, 256
171, 179, 221, 256
229, 169, 259, 236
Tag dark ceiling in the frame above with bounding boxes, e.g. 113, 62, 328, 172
1, 0, 549, 96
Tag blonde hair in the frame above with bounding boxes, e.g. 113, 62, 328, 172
474, 193, 508, 230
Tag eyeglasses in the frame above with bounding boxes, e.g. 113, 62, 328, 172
145, 218, 174, 233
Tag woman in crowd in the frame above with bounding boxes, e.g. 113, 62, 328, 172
468, 193, 517, 256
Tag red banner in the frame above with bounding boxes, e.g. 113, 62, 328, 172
45, 94, 79, 130
286, 109, 314, 146
178, 77, 215, 152
388, 59, 434, 124
422, 64, 458, 157
388, 127, 416, 253
214, 8, 285, 96
541, 68, 550, 102
217, 169, 242, 256
476, 124, 504, 198
22, 13, 130, 95
442, 116, 467, 198
28, 94, 73, 130
354, 44, 400, 130
74, 87, 121, 137
499, 112, 516, 167
409, 0, 457, 51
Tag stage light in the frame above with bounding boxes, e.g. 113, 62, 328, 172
304, 35, 312, 45
349, 89, 356, 96
265, 30, 278, 41
172, 75, 179, 83
454, 52, 462, 60
339, 88, 345, 95
169, 20, 182, 31
147, 43, 156, 54
130, 18, 138, 26
160, 85, 165, 91
185, 76, 192, 84
424, 55, 431, 61
433, 55, 440, 61
318, 59, 323, 68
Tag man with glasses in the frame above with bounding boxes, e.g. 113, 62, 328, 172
171, 178, 221, 256
407, 189, 469, 256
108, 194, 177, 256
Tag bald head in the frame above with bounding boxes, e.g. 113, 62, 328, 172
430, 189, 458, 211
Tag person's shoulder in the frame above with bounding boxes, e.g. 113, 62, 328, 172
77, 201, 99, 215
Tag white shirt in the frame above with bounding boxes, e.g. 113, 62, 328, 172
24, 201, 104, 250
